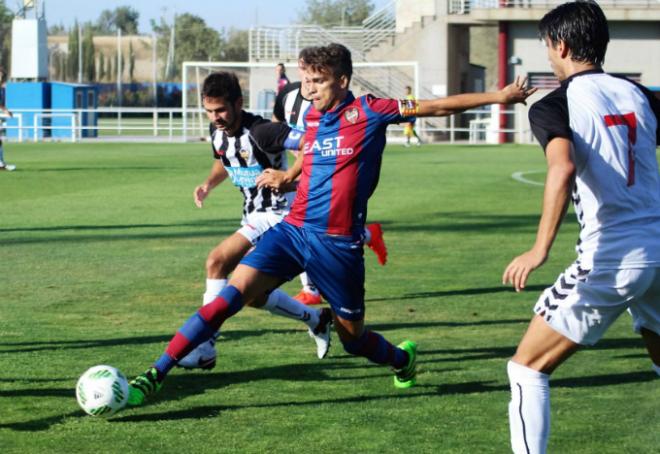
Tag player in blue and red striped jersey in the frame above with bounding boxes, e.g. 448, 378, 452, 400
126, 43, 534, 406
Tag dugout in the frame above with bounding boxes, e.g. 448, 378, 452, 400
50, 82, 98, 139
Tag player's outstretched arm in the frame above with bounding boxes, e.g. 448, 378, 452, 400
502, 138, 574, 292
194, 160, 228, 208
417, 76, 536, 118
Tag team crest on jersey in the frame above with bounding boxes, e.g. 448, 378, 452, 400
239, 148, 250, 160
344, 107, 359, 124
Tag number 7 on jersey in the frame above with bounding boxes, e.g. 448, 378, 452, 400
604, 112, 637, 186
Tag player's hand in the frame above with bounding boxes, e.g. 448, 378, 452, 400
502, 248, 547, 292
193, 184, 211, 208
256, 169, 288, 192
500, 76, 537, 105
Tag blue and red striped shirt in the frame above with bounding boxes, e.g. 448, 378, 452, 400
285, 92, 410, 238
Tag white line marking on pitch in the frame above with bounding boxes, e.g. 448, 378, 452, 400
511, 170, 545, 187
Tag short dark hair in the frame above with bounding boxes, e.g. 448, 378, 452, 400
539, 1, 609, 66
201, 72, 242, 103
300, 43, 353, 83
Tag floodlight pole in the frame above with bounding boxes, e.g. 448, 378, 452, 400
117, 28, 122, 107
152, 33, 157, 107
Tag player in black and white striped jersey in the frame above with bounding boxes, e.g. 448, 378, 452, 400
178, 72, 333, 369
272, 58, 389, 306
502, 3, 660, 453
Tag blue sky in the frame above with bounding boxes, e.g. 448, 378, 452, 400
41, 0, 389, 33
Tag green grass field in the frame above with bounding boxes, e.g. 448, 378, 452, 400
1, 142, 657, 453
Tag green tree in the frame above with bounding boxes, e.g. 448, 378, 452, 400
95, 6, 139, 34
0, 0, 14, 73
107, 56, 113, 82
298, 0, 374, 27
48, 23, 67, 36
151, 13, 222, 80
67, 22, 80, 81
220, 28, 248, 61
98, 52, 105, 81
128, 40, 135, 81
82, 25, 95, 82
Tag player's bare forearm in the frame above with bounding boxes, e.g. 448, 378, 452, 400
503, 138, 574, 291
205, 161, 229, 190
194, 161, 228, 207
417, 76, 536, 117
533, 138, 575, 256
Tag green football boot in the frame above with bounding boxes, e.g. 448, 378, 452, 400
393, 340, 417, 389
127, 367, 163, 406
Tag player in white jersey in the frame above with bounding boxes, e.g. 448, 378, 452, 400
501, 3, 660, 453
0, 69, 15, 172
178, 72, 332, 369
272, 58, 389, 306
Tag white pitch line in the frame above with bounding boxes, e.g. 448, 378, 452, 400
511, 170, 545, 187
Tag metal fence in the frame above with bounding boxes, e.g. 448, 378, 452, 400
2, 107, 531, 145
449, 0, 660, 14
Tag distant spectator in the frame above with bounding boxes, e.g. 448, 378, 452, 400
0, 69, 15, 172
275, 63, 289, 94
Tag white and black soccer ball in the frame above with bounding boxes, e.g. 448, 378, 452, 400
76, 365, 129, 417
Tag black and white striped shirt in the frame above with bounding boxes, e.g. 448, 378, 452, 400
529, 69, 660, 269
210, 112, 296, 215
273, 82, 312, 129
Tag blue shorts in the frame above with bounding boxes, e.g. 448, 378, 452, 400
240, 221, 366, 320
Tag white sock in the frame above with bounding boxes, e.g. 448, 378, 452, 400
298, 272, 319, 295
203, 278, 227, 305
363, 226, 372, 244
507, 360, 550, 454
653, 363, 660, 377
262, 289, 319, 329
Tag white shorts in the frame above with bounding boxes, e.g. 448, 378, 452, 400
237, 210, 287, 245
534, 262, 660, 345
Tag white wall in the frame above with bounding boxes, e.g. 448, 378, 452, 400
11, 19, 48, 79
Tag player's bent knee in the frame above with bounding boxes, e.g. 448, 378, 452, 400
206, 252, 233, 277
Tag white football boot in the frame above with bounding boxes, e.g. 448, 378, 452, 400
178, 338, 217, 370
308, 308, 333, 359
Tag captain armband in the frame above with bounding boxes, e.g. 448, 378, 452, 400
398, 99, 419, 117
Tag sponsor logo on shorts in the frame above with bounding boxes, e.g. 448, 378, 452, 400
338, 306, 362, 315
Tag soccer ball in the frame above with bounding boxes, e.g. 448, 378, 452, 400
76, 365, 129, 417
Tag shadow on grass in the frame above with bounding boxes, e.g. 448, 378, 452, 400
0, 218, 241, 246
379, 212, 542, 234
0, 312, 533, 355
0, 218, 237, 234
0, 328, 303, 353
366, 284, 549, 303
418, 337, 647, 363
2, 354, 654, 430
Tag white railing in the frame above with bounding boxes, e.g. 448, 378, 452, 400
2, 107, 533, 145
362, 0, 396, 52
4, 108, 189, 142
249, 26, 366, 62
34, 113, 77, 142
450, 0, 660, 14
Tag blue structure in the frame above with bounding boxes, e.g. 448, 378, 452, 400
5, 81, 97, 140
51, 83, 97, 138
5, 82, 50, 139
